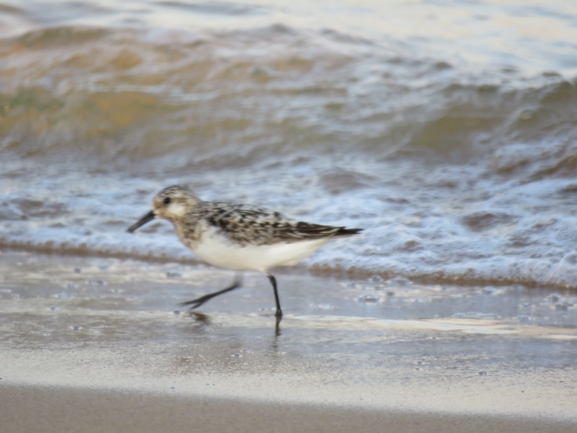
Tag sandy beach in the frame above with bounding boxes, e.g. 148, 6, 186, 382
2, 0, 577, 431
1, 250, 576, 432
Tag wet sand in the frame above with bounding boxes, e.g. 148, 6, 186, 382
1, 250, 576, 432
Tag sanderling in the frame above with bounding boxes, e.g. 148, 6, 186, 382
127, 184, 362, 320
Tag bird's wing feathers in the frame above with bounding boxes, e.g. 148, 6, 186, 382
200, 202, 361, 246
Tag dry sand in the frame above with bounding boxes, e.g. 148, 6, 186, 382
1, 250, 576, 432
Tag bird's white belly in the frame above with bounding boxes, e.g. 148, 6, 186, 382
191, 227, 330, 273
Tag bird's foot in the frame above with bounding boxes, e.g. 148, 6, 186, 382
179, 294, 212, 311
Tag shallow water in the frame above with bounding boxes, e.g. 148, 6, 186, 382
2, 250, 576, 369
2, 1, 577, 289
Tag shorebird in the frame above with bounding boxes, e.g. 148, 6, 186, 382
127, 185, 362, 320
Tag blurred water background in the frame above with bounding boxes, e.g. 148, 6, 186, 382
1, 0, 577, 289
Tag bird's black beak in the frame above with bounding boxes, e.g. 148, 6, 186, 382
127, 210, 155, 233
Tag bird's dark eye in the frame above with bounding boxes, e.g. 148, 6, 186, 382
163, 197, 171, 205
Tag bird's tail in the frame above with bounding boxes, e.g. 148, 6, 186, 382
334, 227, 363, 237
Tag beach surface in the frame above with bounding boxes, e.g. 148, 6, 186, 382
1, 250, 576, 432
2, 1, 577, 430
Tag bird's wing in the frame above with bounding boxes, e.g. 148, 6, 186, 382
201, 203, 361, 246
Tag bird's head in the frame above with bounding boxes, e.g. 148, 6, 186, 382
127, 184, 200, 233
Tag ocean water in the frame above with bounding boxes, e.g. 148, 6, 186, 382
1, 0, 577, 289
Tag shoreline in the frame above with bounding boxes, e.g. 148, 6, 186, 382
3, 244, 577, 291
1, 250, 576, 431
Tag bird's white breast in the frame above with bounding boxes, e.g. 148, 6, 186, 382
191, 225, 330, 273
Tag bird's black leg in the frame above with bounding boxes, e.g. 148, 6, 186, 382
268, 274, 283, 319
180, 274, 242, 311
